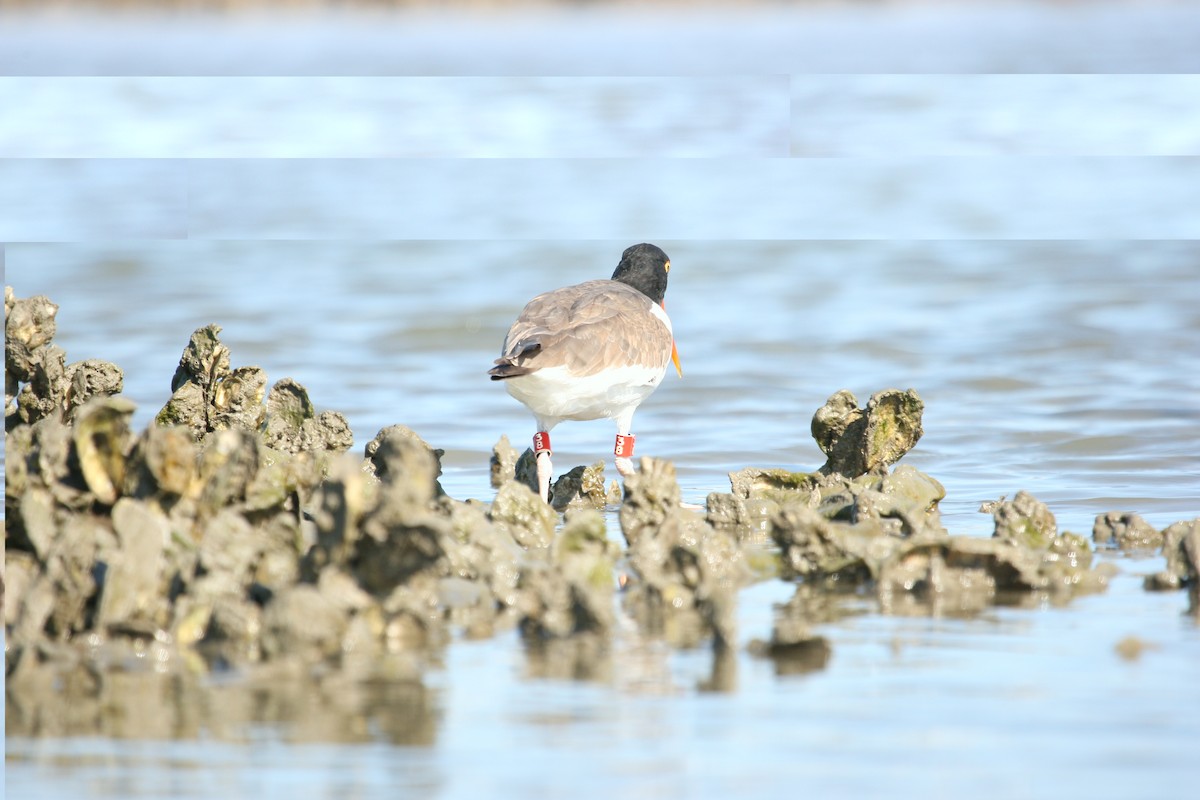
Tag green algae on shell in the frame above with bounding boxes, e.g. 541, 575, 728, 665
989, 490, 1057, 550
489, 480, 556, 551
811, 388, 925, 478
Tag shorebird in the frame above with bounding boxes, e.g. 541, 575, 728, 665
489, 243, 682, 502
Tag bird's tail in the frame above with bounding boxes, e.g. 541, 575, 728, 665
488, 359, 533, 380
488, 340, 541, 380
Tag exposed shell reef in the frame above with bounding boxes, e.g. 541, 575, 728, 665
5, 286, 1199, 695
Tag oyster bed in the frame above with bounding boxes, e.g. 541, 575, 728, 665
5, 286, 1198, 734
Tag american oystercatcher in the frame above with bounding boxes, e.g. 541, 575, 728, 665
489, 243, 682, 503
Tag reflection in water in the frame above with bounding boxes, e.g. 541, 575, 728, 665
6, 658, 438, 746
747, 584, 861, 677
522, 635, 612, 684
521, 626, 739, 693
697, 643, 738, 692
760, 637, 832, 678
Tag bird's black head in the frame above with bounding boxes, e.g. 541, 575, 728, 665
611, 243, 671, 305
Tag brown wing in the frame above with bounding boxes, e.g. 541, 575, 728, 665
489, 280, 671, 379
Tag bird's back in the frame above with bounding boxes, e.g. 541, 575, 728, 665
490, 280, 672, 380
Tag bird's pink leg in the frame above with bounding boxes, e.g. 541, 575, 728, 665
533, 431, 553, 502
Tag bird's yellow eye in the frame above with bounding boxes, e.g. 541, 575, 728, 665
665, 261, 671, 273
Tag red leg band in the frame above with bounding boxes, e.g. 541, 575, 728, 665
533, 431, 552, 455
614, 433, 635, 458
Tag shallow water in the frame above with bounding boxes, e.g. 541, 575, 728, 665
6, 576, 1199, 799
5, 3, 1200, 798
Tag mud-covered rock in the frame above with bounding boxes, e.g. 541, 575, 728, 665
156, 324, 230, 438
810, 389, 859, 458
772, 486, 1110, 613
155, 325, 351, 462
489, 480, 556, 550
196, 429, 262, 511
5, 289, 59, 374
812, 388, 924, 477
1145, 519, 1200, 591
814, 466, 946, 538
621, 458, 747, 649
65, 359, 124, 418
518, 510, 618, 640
877, 534, 1110, 615
173, 324, 230, 390
619, 456, 681, 548
6, 290, 69, 429
13, 344, 68, 427
306, 429, 531, 650
365, 425, 443, 485
43, 414, 100, 511
1093, 511, 1163, 551
95, 499, 168, 632
356, 512, 451, 597
355, 439, 454, 592
307, 436, 524, 647
1164, 520, 1200, 582
26, 512, 110, 641
197, 509, 261, 589
212, 365, 268, 433
260, 585, 347, 663
771, 503, 899, 584
508, 453, 622, 511
725, 456, 943, 543
124, 423, 198, 500
308, 454, 377, 570
4, 303, 378, 679
200, 594, 263, 661
3, 289, 119, 432
490, 434, 519, 488
513, 447, 540, 494
705, 491, 747, 534
4, 551, 38, 628
549, 461, 612, 511
706, 491, 779, 544
6, 538, 70, 642
263, 378, 353, 455
869, 466, 946, 533
4, 423, 34, 504
727, 466, 820, 506
442, 498, 523, 611
989, 491, 1058, 549
4, 295, 525, 687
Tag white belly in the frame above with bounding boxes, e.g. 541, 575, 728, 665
505, 364, 666, 423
